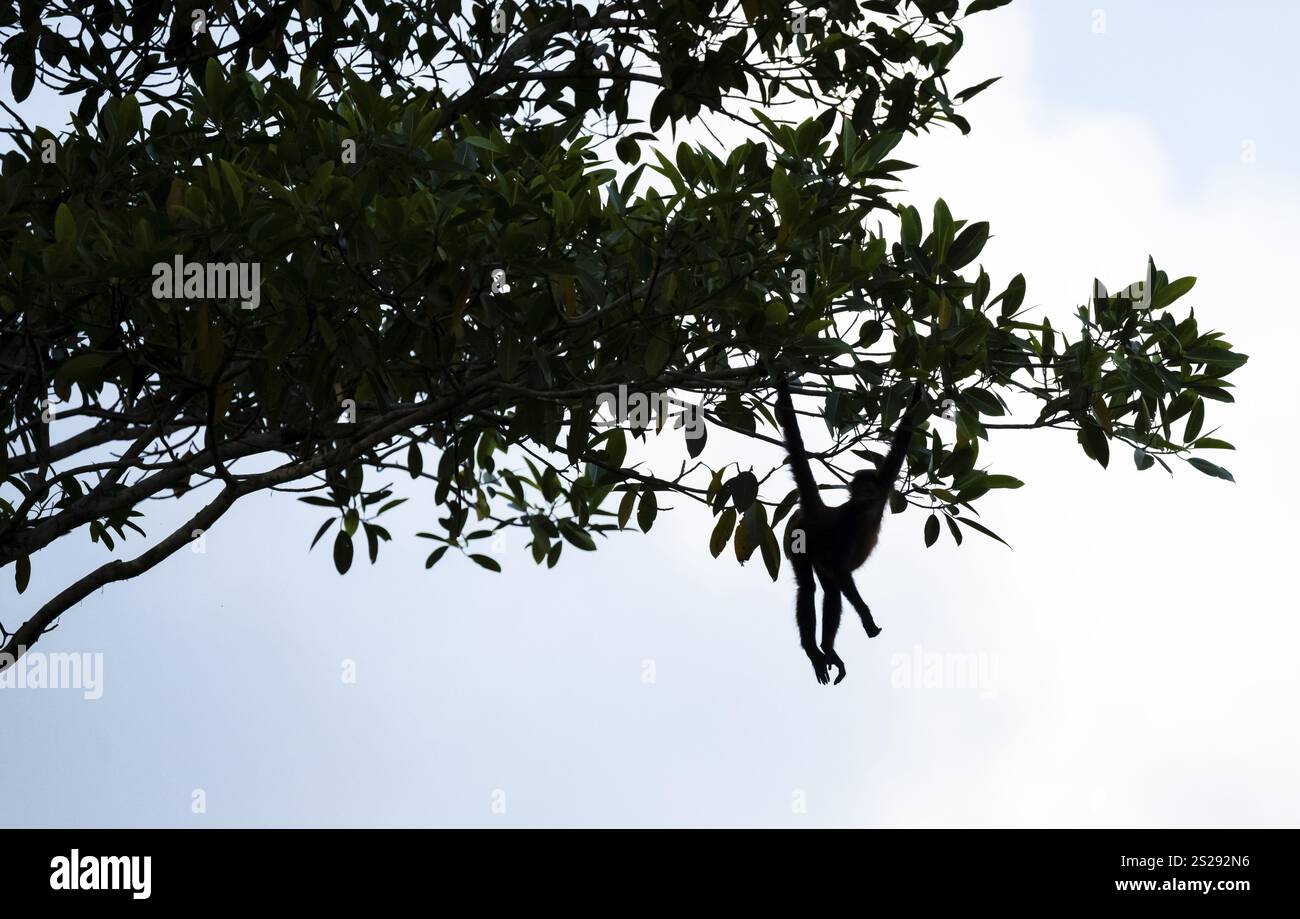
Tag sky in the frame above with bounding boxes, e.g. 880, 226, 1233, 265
2, 1, 1298, 828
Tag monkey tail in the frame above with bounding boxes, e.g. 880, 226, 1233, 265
773, 375, 825, 510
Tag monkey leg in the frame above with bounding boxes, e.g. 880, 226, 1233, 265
793, 554, 828, 684
819, 587, 847, 685
842, 575, 882, 638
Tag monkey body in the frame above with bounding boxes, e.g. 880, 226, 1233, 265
774, 376, 920, 685
784, 499, 884, 572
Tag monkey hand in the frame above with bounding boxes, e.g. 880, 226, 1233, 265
822, 649, 846, 685
805, 647, 830, 685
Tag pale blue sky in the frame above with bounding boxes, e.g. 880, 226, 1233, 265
3, 1, 1298, 827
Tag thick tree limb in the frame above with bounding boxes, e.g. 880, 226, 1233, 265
0, 485, 240, 672
0, 374, 503, 667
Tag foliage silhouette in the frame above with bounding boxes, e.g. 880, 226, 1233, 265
0, 1, 1244, 667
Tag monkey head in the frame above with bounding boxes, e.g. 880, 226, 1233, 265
849, 469, 884, 502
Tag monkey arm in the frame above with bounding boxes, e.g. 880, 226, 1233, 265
878, 413, 916, 487
774, 376, 825, 510
875, 382, 928, 486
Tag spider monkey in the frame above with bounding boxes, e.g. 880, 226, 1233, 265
774, 375, 924, 686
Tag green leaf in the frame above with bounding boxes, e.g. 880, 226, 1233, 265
966, 0, 1013, 13
650, 90, 674, 132
605, 427, 627, 470
616, 136, 640, 164
310, 518, 336, 550
1187, 457, 1235, 482
559, 520, 597, 550
56, 351, 112, 384
1079, 419, 1109, 468
1190, 348, 1248, 370
1193, 437, 1234, 450
730, 471, 759, 511
963, 387, 1004, 416
204, 58, 225, 105
760, 524, 781, 580
637, 489, 658, 532
947, 221, 989, 270
955, 77, 1001, 102
541, 467, 562, 502
643, 333, 671, 377
924, 513, 940, 547
859, 319, 884, 347
899, 205, 921, 247
469, 553, 502, 572
685, 419, 707, 459
15, 554, 31, 594
118, 94, 142, 138
618, 488, 638, 528
932, 198, 954, 264
424, 546, 449, 569
407, 442, 424, 479
11, 62, 34, 103
54, 204, 77, 245
332, 531, 354, 574
1183, 399, 1205, 443
734, 505, 762, 563
937, 296, 954, 330
1187, 382, 1234, 403
973, 269, 990, 309
710, 508, 736, 558
858, 132, 902, 170
219, 159, 244, 211
1166, 390, 1198, 424
1133, 447, 1155, 471
771, 165, 798, 222
1153, 276, 1196, 309
956, 516, 1011, 547
996, 273, 1025, 317
463, 135, 502, 153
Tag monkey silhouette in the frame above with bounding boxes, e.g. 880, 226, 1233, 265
774, 374, 924, 685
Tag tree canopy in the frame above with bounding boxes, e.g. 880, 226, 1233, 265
0, 0, 1246, 667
